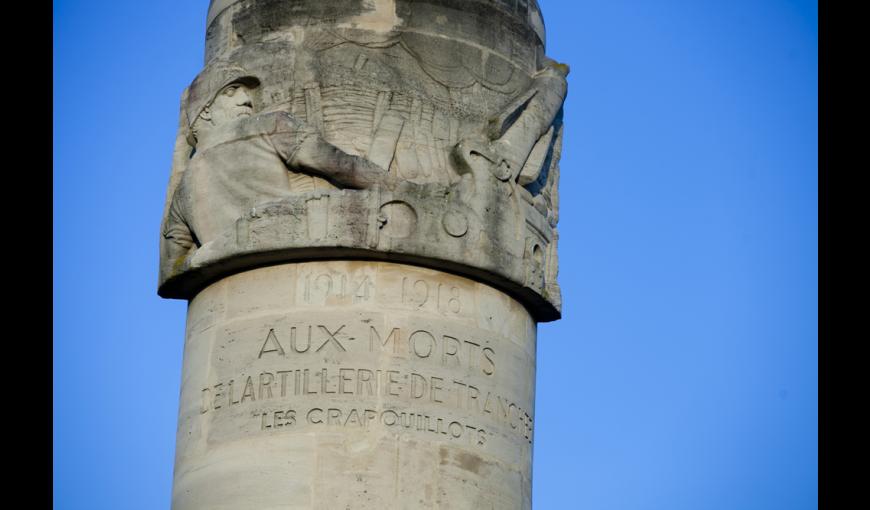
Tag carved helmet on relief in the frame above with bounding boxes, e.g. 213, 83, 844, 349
185, 60, 260, 144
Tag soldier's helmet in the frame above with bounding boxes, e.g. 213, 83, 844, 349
185, 60, 260, 144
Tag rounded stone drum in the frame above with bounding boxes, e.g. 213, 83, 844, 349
173, 261, 536, 509
161, 1, 567, 507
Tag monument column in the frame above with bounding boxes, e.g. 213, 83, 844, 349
159, 1, 567, 509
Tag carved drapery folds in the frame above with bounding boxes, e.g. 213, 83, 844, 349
159, 0, 567, 321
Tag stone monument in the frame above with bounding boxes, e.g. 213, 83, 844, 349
159, 1, 567, 508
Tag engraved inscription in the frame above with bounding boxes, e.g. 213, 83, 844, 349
257, 324, 350, 357
401, 277, 463, 314
287, 266, 477, 317
251, 405, 489, 447
252, 322, 496, 376
184, 262, 537, 469
253, 408, 297, 430
199, 364, 533, 444
302, 271, 374, 304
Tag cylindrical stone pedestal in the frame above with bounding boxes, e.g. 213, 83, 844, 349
173, 261, 536, 509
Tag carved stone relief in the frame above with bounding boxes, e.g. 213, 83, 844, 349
160, 0, 567, 321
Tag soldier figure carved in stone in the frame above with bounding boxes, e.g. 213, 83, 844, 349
161, 61, 394, 266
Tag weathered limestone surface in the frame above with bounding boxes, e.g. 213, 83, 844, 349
159, 0, 567, 321
160, 1, 567, 507
173, 261, 536, 509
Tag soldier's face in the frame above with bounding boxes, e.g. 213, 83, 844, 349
209, 83, 254, 125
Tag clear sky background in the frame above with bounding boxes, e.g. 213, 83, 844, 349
54, 1, 818, 508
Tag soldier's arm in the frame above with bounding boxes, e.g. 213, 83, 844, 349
264, 112, 394, 189
289, 132, 394, 189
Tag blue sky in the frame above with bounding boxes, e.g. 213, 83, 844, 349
54, 1, 818, 508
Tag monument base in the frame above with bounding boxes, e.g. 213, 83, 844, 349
172, 260, 537, 509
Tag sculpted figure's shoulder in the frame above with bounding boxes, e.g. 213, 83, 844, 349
200, 110, 312, 157
240, 110, 301, 136
260, 110, 304, 132
198, 111, 293, 147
